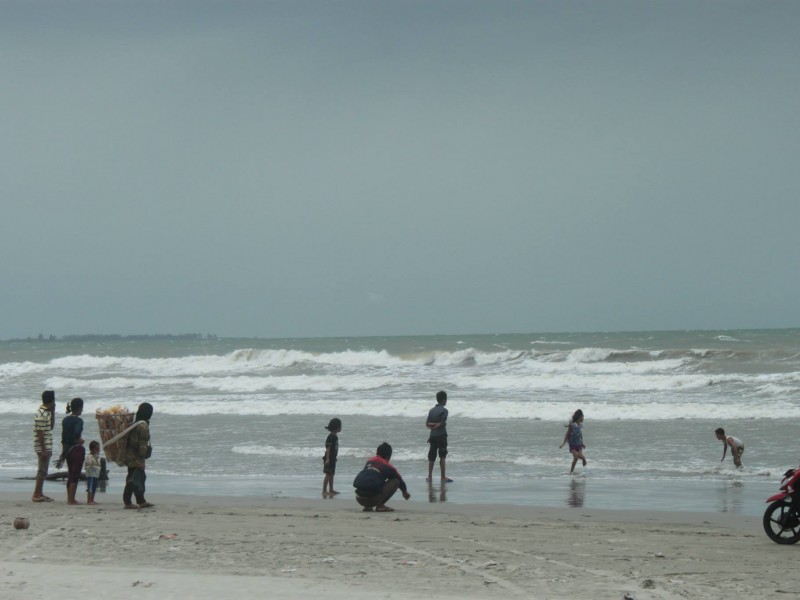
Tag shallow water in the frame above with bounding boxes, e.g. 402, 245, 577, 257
1, 330, 797, 515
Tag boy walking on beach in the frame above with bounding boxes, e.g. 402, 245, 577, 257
426, 390, 452, 482
32, 390, 56, 503
716, 428, 745, 467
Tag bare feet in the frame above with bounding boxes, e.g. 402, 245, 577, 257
375, 505, 394, 512
362, 506, 374, 512
329, 490, 340, 495
124, 504, 140, 509
67, 501, 82, 505
31, 496, 53, 503
138, 502, 155, 509
87, 501, 98, 505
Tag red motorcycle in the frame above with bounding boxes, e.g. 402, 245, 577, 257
763, 468, 800, 544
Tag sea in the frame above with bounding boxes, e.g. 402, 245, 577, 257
1, 329, 798, 516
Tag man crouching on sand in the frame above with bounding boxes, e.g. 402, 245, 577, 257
353, 442, 410, 512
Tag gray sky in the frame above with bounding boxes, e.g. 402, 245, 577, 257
1, 1, 798, 339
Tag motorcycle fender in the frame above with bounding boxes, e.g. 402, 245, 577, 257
767, 492, 789, 503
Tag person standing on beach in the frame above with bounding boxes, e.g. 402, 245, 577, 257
123, 402, 154, 509
84, 440, 102, 505
353, 442, 410, 512
426, 390, 452, 482
32, 390, 56, 502
61, 398, 86, 505
322, 418, 341, 497
560, 409, 587, 474
715, 428, 744, 467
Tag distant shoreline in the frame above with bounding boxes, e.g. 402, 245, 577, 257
3, 326, 798, 344
4, 333, 219, 343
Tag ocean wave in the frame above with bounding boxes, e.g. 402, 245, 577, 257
0, 363, 794, 414
31, 370, 788, 396
0, 345, 702, 377
425, 348, 525, 367
715, 335, 745, 342
45, 376, 184, 391
3, 343, 792, 384
192, 375, 397, 393
0, 361, 43, 378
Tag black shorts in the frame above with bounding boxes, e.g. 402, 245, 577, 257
323, 458, 336, 474
428, 436, 448, 461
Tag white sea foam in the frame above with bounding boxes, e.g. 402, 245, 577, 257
566, 347, 618, 363
0, 361, 43, 378
8, 349, 414, 378
715, 335, 744, 342
45, 376, 183, 391
192, 375, 398, 393
27, 367, 787, 397
2, 395, 796, 420
0, 345, 701, 379
2, 347, 798, 420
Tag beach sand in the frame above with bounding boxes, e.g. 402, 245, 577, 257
0, 490, 796, 600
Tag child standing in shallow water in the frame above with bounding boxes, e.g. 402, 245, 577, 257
322, 418, 342, 497
84, 440, 102, 505
560, 409, 587, 474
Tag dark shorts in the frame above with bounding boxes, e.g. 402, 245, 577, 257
323, 459, 336, 475
732, 444, 745, 467
355, 479, 399, 508
428, 436, 448, 461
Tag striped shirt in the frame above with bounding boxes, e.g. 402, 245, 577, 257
33, 405, 53, 454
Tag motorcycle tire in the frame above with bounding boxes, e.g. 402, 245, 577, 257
763, 500, 800, 544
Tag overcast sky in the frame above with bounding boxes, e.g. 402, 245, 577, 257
1, 1, 798, 339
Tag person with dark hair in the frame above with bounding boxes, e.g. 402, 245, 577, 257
426, 390, 452, 482
32, 390, 57, 502
352, 442, 410, 512
123, 402, 154, 509
560, 409, 586, 474
322, 417, 342, 497
715, 427, 744, 467
84, 440, 102, 505
61, 398, 86, 505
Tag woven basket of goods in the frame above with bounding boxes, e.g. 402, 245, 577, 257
95, 405, 135, 465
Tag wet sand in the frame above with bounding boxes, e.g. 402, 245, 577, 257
0, 491, 795, 599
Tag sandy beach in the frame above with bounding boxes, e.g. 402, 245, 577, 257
1, 490, 797, 600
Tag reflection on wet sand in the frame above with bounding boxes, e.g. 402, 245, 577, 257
567, 477, 585, 507
717, 479, 745, 513
428, 480, 448, 503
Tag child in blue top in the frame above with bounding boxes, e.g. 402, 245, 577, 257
560, 409, 587, 474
